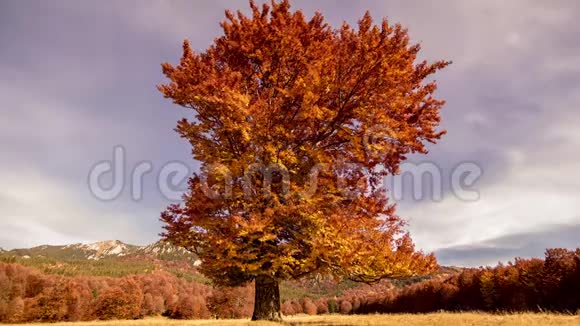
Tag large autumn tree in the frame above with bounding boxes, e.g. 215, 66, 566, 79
159, 0, 449, 321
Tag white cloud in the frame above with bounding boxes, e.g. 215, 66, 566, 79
1, 0, 579, 267
0, 170, 157, 249
403, 95, 580, 254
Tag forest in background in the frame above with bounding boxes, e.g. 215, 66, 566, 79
0, 247, 578, 323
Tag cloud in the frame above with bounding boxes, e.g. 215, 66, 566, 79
400, 69, 580, 252
435, 224, 580, 267
0, 169, 163, 249
0, 1, 579, 267
374, 1, 580, 260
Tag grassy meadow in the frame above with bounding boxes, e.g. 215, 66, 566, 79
5, 313, 580, 326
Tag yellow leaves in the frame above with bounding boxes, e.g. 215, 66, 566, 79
259, 233, 277, 242
309, 105, 330, 120
240, 129, 251, 142
231, 92, 251, 109
160, 0, 447, 286
262, 143, 278, 161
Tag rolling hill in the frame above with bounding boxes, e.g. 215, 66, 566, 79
0, 240, 461, 300
3, 240, 198, 262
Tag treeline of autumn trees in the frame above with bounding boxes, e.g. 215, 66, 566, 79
0, 262, 254, 323
281, 248, 580, 315
1, 248, 578, 322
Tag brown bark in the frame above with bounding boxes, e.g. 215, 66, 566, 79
251, 275, 282, 321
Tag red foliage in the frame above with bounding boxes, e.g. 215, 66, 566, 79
95, 286, 140, 320
339, 300, 352, 314
337, 248, 580, 314
302, 298, 317, 315
281, 301, 295, 315
0, 264, 216, 323
0, 247, 578, 322
206, 285, 254, 319
315, 299, 329, 314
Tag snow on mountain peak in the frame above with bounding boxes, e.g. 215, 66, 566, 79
78, 240, 131, 260
0, 240, 198, 262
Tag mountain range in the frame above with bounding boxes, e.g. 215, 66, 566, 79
0, 240, 199, 263
0, 240, 463, 302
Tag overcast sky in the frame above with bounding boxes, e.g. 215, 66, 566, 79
1, 0, 579, 267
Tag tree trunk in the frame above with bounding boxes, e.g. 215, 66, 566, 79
251, 275, 282, 321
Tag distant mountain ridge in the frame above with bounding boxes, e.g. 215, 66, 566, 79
0, 241, 463, 305
3, 240, 198, 262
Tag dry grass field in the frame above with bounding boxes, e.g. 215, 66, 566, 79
5, 313, 579, 326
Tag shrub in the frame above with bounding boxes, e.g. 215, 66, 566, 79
206, 285, 253, 319
302, 299, 317, 315
94, 286, 140, 320
339, 300, 352, 314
